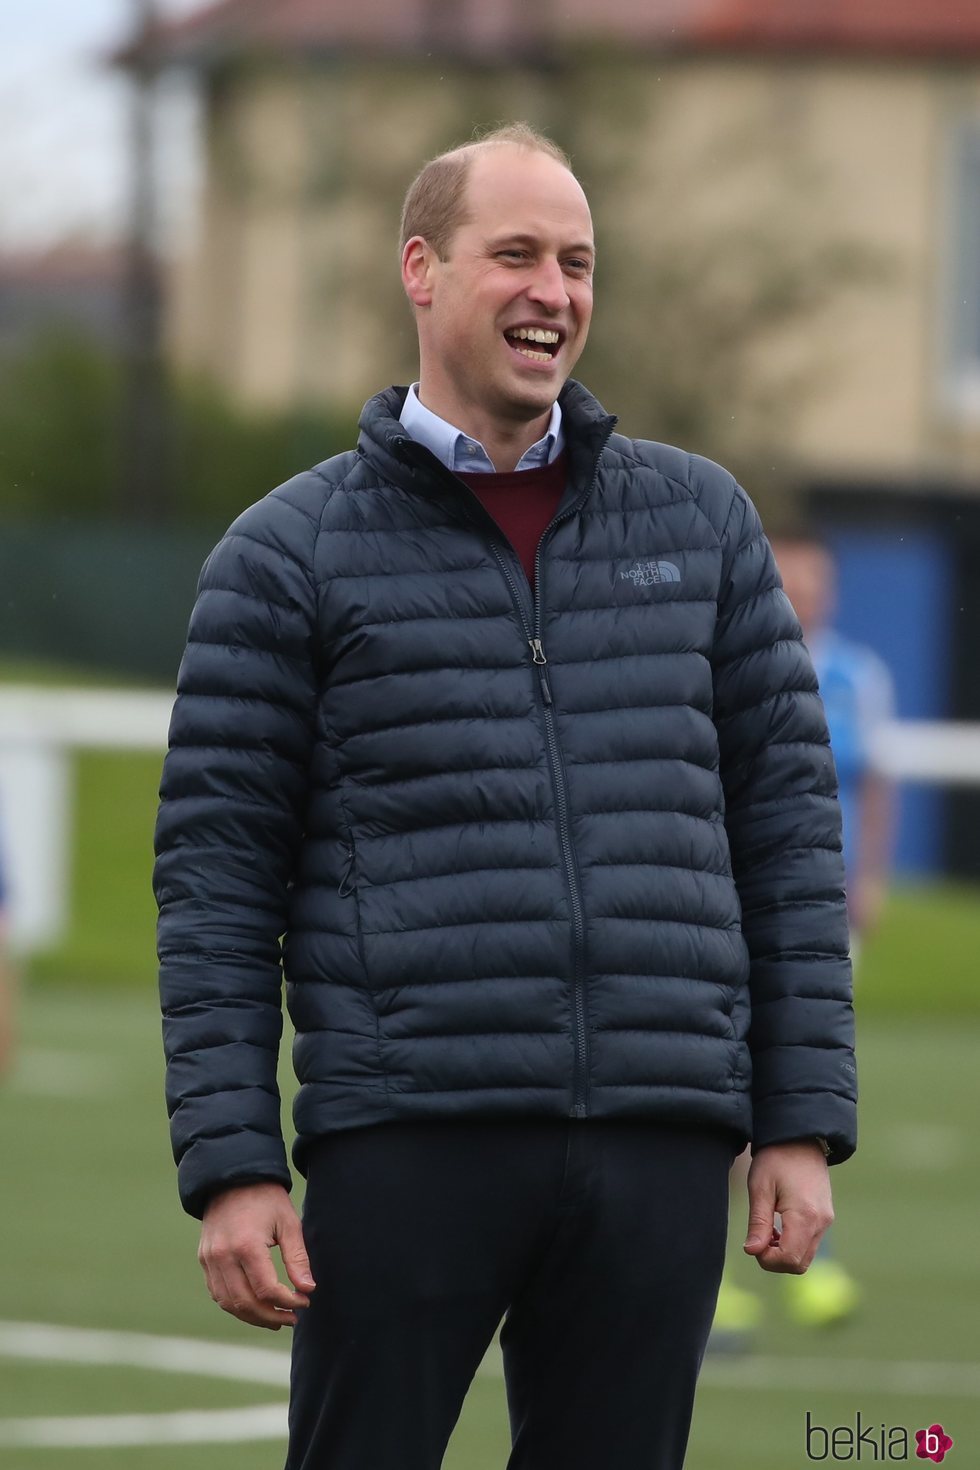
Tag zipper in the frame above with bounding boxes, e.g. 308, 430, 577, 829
394, 424, 615, 1118
479, 430, 614, 1120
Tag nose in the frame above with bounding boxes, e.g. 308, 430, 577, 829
526, 256, 570, 312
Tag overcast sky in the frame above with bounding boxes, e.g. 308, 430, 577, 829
0, 0, 206, 252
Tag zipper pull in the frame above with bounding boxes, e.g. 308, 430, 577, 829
338, 845, 356, 898
528, 639, 553, 705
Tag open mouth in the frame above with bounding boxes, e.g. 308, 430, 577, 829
503, 326, 562, 363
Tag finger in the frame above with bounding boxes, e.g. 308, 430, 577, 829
278, 1213, 316, 1294
754, 1244, 813, 1274
199, 1240, 241, 1309
753, 1211, 820, 1274
200, 1244, 252, 1314
782, 1203, 830, 1270
240, 1248, 310, 1317
217, 1260, 289, 1330
199, 1256, 223, 1307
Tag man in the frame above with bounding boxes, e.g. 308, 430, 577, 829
712, 532, 893, 1345
773, 532, 896, 958
772, 532, 893, 1323
154, 122, 856, 1470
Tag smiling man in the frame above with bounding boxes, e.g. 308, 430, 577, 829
154, 122, 857, 1470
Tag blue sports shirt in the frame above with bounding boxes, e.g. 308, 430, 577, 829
807, 627, 895, 879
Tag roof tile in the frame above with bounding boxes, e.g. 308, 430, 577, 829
116, 0, 980, 64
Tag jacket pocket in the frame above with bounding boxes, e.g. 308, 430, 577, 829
337, 826, 373, 992
338, 838, 356, 898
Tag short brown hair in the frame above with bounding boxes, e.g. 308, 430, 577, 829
399, 122, 574, 260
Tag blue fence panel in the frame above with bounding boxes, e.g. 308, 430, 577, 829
827, 527, 952, 877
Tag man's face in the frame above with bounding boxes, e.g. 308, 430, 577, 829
773, 541, 837, 639
409, 145, 595, 428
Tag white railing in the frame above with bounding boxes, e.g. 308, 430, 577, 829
0, 687, 174, 949
870, 720, 980, 785
1, 685, 979, 951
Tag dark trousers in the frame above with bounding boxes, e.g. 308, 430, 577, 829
285, 1117, 737, 1470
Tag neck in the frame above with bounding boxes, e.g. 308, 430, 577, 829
415, 383, 552, 473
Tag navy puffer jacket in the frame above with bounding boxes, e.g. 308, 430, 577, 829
154, 380, 856, 1219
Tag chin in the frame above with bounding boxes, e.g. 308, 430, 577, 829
504, 378, 563, 418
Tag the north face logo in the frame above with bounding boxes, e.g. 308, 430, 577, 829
620, 559, 681, 587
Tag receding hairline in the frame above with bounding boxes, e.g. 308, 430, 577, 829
399, 127, 585, 258
443, 134, 574, 175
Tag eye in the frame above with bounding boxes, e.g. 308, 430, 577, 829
497, 249, 528, 261
565, 258, 592, 275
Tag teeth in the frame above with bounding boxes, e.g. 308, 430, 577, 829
507, 327, 560, 344
514, 347, 552, 362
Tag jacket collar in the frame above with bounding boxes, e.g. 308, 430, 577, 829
356, 381, 617, 502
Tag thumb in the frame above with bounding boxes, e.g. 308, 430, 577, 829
277, 1210, 316, 1291
744, 1190, 776, 1256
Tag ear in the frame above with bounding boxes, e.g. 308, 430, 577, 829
402, 235, 437, 307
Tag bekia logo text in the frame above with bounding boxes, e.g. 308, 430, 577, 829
806, 1412, 954, 1462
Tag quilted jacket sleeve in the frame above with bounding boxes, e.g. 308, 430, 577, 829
153, 489, 320, 1218
711, 482, 857, 1163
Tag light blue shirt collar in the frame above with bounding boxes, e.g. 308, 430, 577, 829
399, 383, 564, 473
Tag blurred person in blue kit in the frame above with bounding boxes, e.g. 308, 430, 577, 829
712, 529, 895, 1348
153, 123, 858, 1470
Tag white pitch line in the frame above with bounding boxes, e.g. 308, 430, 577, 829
0, 1405, 287, 1448
3, 1323, 979, 1398
0, 1321, 290, 1386
3, 1323, 978, 1399
1, 1323, 978, 1450
0, 1322, 291, 1449
11, 1049, 118, 1097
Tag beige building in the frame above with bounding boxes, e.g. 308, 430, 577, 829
124, 0, 980, 492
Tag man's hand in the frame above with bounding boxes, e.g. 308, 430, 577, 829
198, 1182, 316, 1330
743, 1140, 834, 1274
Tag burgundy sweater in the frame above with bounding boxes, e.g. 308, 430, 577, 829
456, 451, 567, 595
